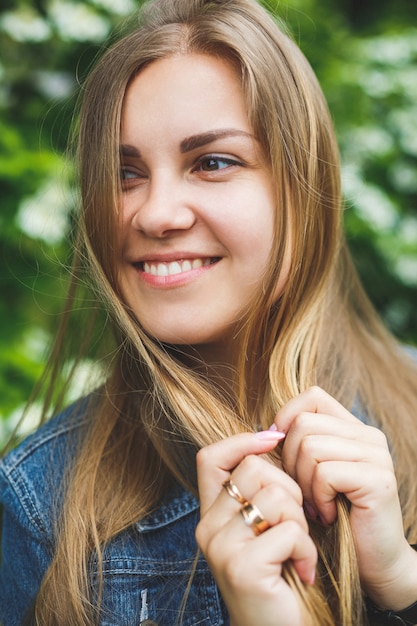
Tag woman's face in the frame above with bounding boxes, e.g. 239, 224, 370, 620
118, 53, 284, 355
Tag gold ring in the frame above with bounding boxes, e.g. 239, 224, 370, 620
222, 479, 248, 505
240, 502, 270, 536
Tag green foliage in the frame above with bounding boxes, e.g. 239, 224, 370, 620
1, 0, 416, 443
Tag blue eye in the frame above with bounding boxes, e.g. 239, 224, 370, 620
120, 168, 138, 180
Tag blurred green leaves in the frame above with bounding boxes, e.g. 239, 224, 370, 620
1, 0, 416, 442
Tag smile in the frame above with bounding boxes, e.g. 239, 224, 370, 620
142, 258, 217, 277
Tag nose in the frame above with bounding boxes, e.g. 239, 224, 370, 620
130, 172, 196, 238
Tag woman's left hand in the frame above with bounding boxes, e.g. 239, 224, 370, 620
274, 386, 417, 611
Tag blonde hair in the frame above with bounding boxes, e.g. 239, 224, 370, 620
30, 0, 417, 624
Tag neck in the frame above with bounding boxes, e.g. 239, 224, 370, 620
167, 334, 266, 419
167, 337, 240, 398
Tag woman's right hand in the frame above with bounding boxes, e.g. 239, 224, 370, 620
195, 431, 317, 626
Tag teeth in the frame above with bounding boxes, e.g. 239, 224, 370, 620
143, 258, 213, 277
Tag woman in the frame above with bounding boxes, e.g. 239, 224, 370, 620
1, 0, 417, 624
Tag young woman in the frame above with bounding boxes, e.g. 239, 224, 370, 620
1, 0, 417, 624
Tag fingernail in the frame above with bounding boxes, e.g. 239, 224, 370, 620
255, 430, 286, 441
268, 423, 278, 431
309, 569, 316, 585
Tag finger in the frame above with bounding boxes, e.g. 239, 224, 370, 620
250, 482, 310, 534
279, 411, 385, 457
204, 514, 317, 586
197, 431, 285, 515
275, 386, 358, 433
238, 519, 317, 586
310, 460, 398, 524
230, 454, 304, 507
199, 454, 303, 539
283, 432, 392, 491
197, 478, 307, 555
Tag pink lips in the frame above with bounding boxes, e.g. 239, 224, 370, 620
134, 257, 220, 287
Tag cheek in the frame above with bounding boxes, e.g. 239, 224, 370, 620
231, 189, 276, 248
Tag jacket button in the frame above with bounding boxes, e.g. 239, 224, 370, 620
140, 621, 158, 626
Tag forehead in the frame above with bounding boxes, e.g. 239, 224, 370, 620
120, 53, 251, 142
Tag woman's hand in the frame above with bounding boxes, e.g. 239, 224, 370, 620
195, 431, 317, 626
274, 386, 417, 611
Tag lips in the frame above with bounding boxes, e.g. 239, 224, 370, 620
138, 257, 219, 277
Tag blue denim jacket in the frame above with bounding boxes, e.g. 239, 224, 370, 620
4, 346, 415, 626
2, 341, 416, 626
0, 402, 228, 626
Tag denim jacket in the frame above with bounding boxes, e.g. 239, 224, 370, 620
0, 401, 228, 626
4, 346, 416, 626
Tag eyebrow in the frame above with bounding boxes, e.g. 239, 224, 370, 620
120, 144, 141, 158
180, 129, 254, 153
119, 129, 254, 160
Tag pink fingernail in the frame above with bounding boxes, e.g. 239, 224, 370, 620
309, 569, 316, 585
268, 423, 278, 431
255, 430, 286, 441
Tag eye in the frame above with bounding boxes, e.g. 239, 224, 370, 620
120, 168, 139, 180
119, 166, 148, 191
194, 156, 241, 172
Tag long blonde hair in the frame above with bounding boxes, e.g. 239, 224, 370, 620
31, 0, 417, 624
